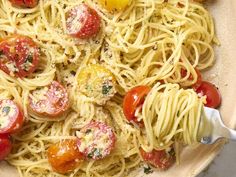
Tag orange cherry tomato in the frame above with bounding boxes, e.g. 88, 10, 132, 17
47, 139, 83, 174
0, 134, 12, 161
0, 35, 39, 78
29, 81, 69, 117
66, 4, 101, 39
140, 148, 175, 170
123, 86, 151, 125
77, 121, 116, 160
195, 81, 221, 108
0, 99, 24, 134
9, 0, 38, 8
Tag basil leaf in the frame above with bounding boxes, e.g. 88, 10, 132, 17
144, 166, 153, 174
85, 129, 92, 134
177, 111, 180, 117
102, 85, 112, 95
87, 148, 96, 158
2, 106, 10, 116
26, 54, 33, 63
94, 148, 102, 158
70, 71, 76, 76
87, 148, 102, 159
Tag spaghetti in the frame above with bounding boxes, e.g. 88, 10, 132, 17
137, 82, 206, 153
0, 0, 218, 176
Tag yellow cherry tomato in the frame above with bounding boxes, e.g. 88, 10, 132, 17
77, 64, 116, 105
194, 0, 205, 2
98, 0, 130, 12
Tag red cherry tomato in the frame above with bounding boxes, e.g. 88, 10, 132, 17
140, 148, 175, 170
123, 86, 151, 125
0, 134, 12, 161
9, 0, 38, 8
77, 121, 116, 160
47, 139, 84, 174
66, 4, 101, 39
0, 35, 39, 78
195, 81, 221, 108
181, 68, 202, 89
0, 99, 24, 134
29, 81, 69, 117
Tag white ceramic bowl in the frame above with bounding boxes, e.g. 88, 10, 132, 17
0, 1, 236, 177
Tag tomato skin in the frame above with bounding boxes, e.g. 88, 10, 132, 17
123, 86, 151, 125
0, 99, 24, 134
140, 148, 175, 170
0, 35, 39, 78
29, 81, 69, 117
9, 0, 38, 8
46, 81, 69, 114
47, 139, 83, 174
195, 81, 221, 108
77, 121, 116, 160
66, 4, 101, 39
0, 134, 12, 161
98, 0, 130, 12
192, 69, 202, 89
181, 68, 202, 89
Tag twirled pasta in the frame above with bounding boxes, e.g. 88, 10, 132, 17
137, 82, 205, 153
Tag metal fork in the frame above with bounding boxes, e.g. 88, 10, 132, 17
197, 107, 236, 144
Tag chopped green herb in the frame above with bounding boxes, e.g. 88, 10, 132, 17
169, 148, 175, 157
85, 85, 93, 92
144, 166, 153, 174
102, 85, 112, 95
177, 111, 180, 117
94, 148, 102, 157
85, 129, 92, 134
70, 70, 76, 76
2, 106, 10, 116
87, 151, 94, 158
0, 50, 3, 56
87, 148, 102, 158
26, 54, 33, 63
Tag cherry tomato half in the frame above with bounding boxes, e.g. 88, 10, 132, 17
0, 134, 12, 161
9, 0, 38, 8
0, 35, 39, 78
66, 4, 101, 39
195, 81, 221, 108
77, 121, 116, 160
123, 86, 151, 125
140, 148, 175, 170
77, 64, 116, 105
47, 139, 83, 174
0, 99, 24, 134
29, 81, 69, 117
181, 68, 202, 89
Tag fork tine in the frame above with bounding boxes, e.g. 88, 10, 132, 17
198, 107, 233, 144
